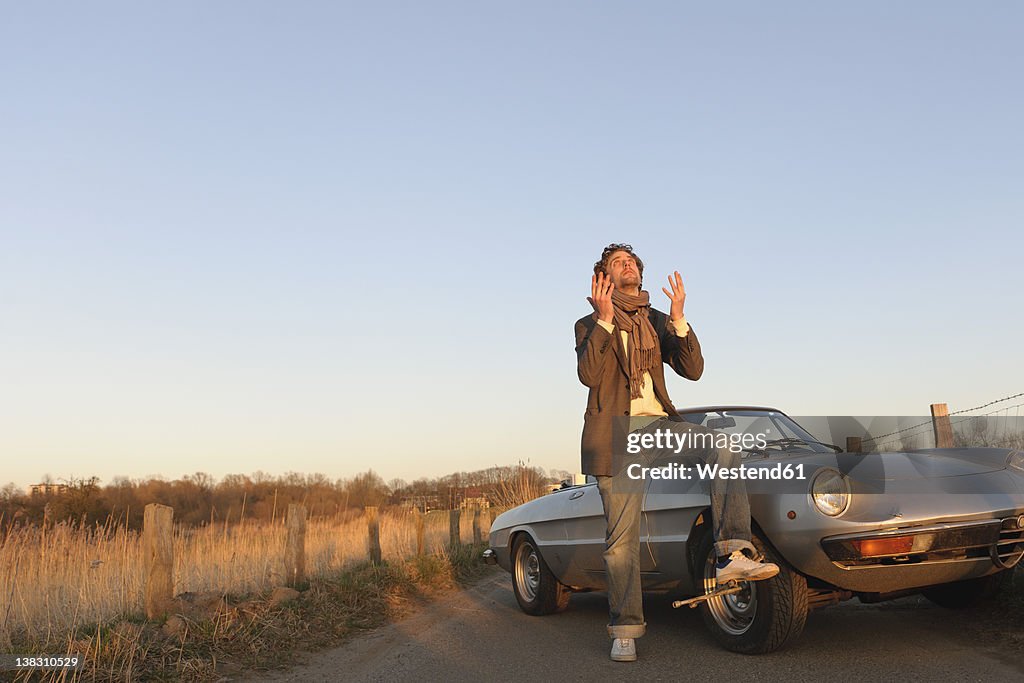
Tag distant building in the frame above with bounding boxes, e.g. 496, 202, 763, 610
459, 486, 491, 509
401, 495, 442, 513
29, 483, 68, 496
459, 496, 490, 510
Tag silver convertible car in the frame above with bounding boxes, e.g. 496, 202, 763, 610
484, 407, 1024, 653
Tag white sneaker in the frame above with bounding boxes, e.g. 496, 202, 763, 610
716, 550, 779, 583
610, 637, 637, 662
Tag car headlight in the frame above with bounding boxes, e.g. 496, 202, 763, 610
1008, 451, 1024, 472
810, 467, 851, 517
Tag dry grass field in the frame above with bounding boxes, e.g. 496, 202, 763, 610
0, 508, 491, 651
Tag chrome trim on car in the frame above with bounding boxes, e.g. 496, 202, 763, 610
824, 519, 1001, 543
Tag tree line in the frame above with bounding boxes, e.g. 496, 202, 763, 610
0, 463, 567, 530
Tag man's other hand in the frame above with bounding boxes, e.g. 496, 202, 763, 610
662, 271, 686, 321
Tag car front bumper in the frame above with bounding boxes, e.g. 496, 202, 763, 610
821, 515, 1024, 570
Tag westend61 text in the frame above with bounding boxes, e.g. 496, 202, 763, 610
626, 463, 807, 481
625, 428, 768, 454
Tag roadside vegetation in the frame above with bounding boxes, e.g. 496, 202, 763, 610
2, 510, 494, 682
0, 464, 553, 682
0, 463, 555, 680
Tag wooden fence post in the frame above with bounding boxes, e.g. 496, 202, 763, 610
449, 508, 461, 547
285, 504, 306, 587
472, 506, 482, 544
143, 503, 174, 619
415, 508, 425, 556
366, 506, 382, 565
931, 403, 955, 448
846, 436, 862, 453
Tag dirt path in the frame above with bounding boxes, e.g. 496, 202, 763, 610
238, 568, 1023, 682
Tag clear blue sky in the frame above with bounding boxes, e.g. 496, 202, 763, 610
2, 3, 1021, 488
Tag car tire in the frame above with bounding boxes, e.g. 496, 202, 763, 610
922, 570, 1012, 609
695, 531, 809, 654
511, 534, 570, 616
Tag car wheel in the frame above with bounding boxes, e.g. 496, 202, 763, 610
511, 534, 570, 616
922, 570, 1011, 609
694, 531, 808, 654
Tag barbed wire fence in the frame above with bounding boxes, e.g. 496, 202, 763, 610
855, 392, 1024, 453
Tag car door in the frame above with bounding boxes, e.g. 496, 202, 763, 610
562, 480, 658, 580
560, 482, 605, 583
642, 463, 709, 583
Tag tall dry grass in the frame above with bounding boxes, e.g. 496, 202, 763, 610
0, 507, 492, 649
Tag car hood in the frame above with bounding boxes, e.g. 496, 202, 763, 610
833, 448, 1013, 481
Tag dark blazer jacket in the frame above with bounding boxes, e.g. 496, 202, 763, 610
574, 307, 704, 476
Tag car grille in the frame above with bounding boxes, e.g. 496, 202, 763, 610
996, 517, 1024, 568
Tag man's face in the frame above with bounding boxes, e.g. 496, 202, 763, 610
605, 249, 641, 290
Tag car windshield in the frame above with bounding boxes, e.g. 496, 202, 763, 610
678, 409, 835, 454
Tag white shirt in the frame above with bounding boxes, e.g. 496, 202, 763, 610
595, 315, 690, 417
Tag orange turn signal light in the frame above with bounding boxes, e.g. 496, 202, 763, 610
852, 536, 915, 557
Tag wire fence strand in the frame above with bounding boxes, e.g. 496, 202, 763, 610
860, 392, 1024, 447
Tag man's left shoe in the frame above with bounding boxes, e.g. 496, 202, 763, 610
610, 638, 637, 662
716, 550, 779, 583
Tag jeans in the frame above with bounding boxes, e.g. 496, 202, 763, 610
596, 417, 756, 639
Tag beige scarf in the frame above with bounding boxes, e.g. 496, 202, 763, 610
610, 289, 659, 399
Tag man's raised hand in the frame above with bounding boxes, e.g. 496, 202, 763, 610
662, 271, 686, 321
588, 272, 615, 324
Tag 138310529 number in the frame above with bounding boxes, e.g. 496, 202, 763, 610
0, 654, 83, 670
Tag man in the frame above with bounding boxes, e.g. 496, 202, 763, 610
574, 243, 778, 663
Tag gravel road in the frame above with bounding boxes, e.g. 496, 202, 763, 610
241, 568, 1023, 682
